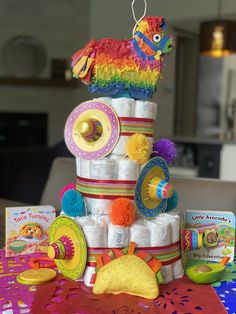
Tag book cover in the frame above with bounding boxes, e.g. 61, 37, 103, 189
5, 206, 56, 257
185, 210, 235, 262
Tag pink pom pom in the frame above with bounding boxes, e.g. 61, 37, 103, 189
59, 183, 76, 203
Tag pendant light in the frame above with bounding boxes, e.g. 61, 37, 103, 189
200, 0, 236, 57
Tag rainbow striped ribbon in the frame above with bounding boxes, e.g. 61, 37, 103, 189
76, 176, 136, 199
119, 117, 154, 137
87, 241, 181, 266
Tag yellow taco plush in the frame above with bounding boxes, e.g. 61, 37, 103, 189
93, 242, 161, 299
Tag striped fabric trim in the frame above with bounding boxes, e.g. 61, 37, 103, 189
119, 117, 154, 137
87, 241, 181, 266
76, 176, 136, 199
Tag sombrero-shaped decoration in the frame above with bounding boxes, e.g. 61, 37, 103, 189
135, 157, 174, 219
64, 100, 120, 159
48, 216, 87, 280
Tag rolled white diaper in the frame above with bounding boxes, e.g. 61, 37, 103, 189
160, 264, 173, 284
172, 259, 184, 279
76, 216, 107, 247
159, 213, 180, 243
146, 218, 172, 247
130, 220, 150, 247
109, 155, 121, 160
108, 223, 129, 248
158, 213, 184, 279
85, 197, 112, 216
76, 158, 90, 178
146, 218, 173, 283
90, 158, 117, 180
91, 213, 110, 225
75, 215, 94, 227
94, 97, 112, 106
135, 100, 158, 119
83, 266, 96, 287
110, 98, 135, 117
83, 223, 107, 247
76, 157, 80, 176
117, 159, 139, 181
111, 136, 129, 155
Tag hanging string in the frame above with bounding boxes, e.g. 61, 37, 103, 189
131, 0, 147, 37
217, 0, 222, 20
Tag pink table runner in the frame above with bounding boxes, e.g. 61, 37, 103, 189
0, 250, 227, 314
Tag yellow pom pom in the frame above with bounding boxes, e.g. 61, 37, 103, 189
127, 134, 151, 165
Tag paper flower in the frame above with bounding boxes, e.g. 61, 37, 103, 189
211, 263, 236, 287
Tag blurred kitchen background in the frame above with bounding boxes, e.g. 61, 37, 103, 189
1, 0, 236, 203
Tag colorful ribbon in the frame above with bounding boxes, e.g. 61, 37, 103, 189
76, 176, 136, 200
87, 241, 181, 266
119, 117, 154, 137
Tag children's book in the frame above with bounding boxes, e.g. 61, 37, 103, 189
5, 206, 56, 257
185, 210, 235, 262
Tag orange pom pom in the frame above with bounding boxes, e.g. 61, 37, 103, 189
110, 198, 136, 227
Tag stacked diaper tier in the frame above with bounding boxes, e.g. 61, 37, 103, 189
75, 97, 157, 221
74, 213, 183, 286
76, 156, 139, 221
95, 97, 157, 155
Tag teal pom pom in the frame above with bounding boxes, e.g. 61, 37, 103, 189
165, 190, 178, 212
61, 189, 86, 217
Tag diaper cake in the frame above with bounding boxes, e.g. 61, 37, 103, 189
48, 13, 184, 299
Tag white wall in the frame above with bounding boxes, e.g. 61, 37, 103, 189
90, 0, 236, 39
0, 0, 90, 146
0, 0, 90, 77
